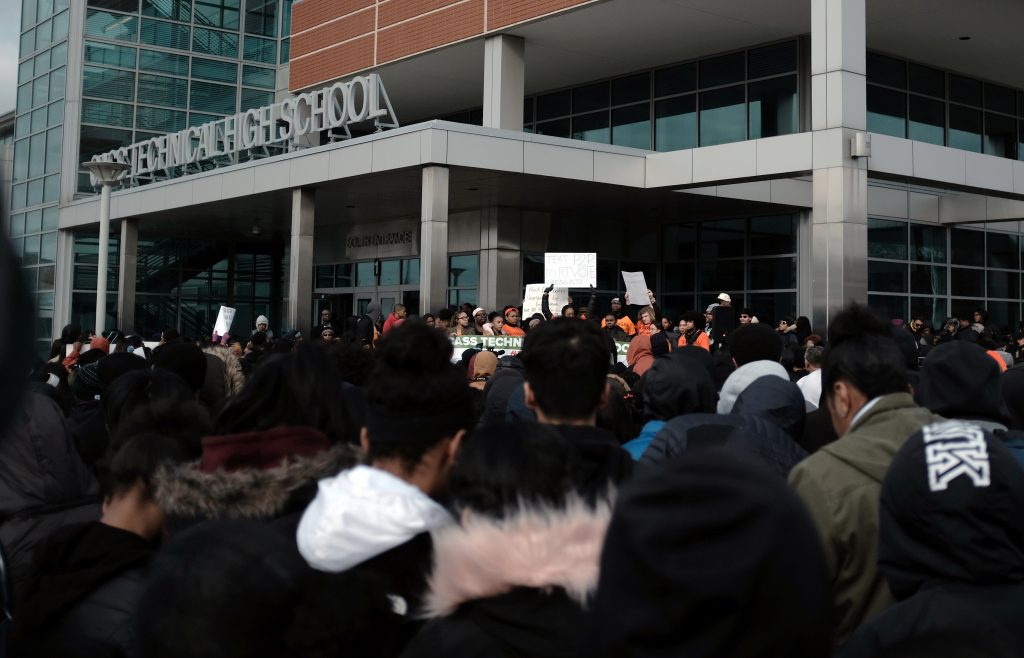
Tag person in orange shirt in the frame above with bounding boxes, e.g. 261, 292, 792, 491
502, 306, 526, 337
677, 311, 711, 351
634, 306, 657, 337
602, 298, 636, 336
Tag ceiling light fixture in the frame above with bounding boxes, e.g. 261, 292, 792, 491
958, 36, 972, 41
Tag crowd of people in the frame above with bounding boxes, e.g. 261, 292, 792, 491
2, 285, 1024, 657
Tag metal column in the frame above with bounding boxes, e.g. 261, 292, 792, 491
420, 166, 450, 315
288, 188, 315, 335
116, 218, 138, 332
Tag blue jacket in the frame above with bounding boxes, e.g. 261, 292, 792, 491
624, 420, 665, 460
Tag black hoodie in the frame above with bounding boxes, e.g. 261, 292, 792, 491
587, 449, 834, 657
840, 421, 1024, 658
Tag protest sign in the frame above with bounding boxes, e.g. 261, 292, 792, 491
621, 271, 649, 305
544, 253, 596, 287
214, 306, 236, 336
522, 284, 546, 317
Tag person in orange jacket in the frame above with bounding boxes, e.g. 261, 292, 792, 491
677, 311, 711, 351
602, 298, 636, 337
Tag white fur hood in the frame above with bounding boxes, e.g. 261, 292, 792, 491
296, 465, 452, 573
422, 498, 613, 618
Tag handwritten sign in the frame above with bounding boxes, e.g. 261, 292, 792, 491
214, 305, 236, 336
522, 284, 546, 317
544, 252, 596, 288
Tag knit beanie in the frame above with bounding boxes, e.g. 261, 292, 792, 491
152, 342, 208, 393
916, 341, 1010, 426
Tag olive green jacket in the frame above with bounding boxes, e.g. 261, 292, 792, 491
788, 393, 941, 647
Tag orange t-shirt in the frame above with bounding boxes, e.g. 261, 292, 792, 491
678, 331, 711, 351
603, 316, 636, 336
502, 325, 526, 337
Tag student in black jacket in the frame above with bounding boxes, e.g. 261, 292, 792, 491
841, 421, 1024, 658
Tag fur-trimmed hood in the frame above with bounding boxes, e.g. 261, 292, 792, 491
423, 498, 613, 618
155, 442, 359, 521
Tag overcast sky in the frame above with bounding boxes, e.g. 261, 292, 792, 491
0, 6, 18, 114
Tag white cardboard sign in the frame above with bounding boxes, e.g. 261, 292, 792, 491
214, 305, 236, 336
544, 252, 597, 288
621, 271, 649, 305
523, 284, 570, 317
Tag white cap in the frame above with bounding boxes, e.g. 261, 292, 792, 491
717, 293, 732, 303
256, 315, 269, 326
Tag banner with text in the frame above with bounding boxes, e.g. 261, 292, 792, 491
450, 335, 630, 364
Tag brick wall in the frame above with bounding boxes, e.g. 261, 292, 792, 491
289, 0, 600, 90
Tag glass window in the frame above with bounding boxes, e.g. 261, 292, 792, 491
663, 224, 696, 261
78, 124, 134, 161
948, 105, 982, 152
243, 35, 276, 64
749, 215, 796, 255
194, 0, 239, 29
245, 0, 276, 36
13, 139, 28, 181
315, 265, 334, 289
143, 0, 190, 21
910, 224, 946, 262
949, 75, 982, 107
87, 0, 139, 11
867, 85, 906, 138
135, 106, 186, 132
279, 37, 289, 65
655, 62, 696, 97
867, 52, 906, 88
908, 63, 944, 98
192, 57, 237, 82
448, 254, 479, 288
28, 132, 45, 177
984, 112, 1016, 159
950, 267, 984, 297
26, 209, 42, 233
988, 232, 1019, 269
53, 9, 69, 40
140, 18, 190, 50
868, 295, 908, 322
51, 42, 67, 67
139, 49, 189, 76
85, 41, 137, 68
23, 234, 40, 266
700, 260, 744, 292
700, 52, 744, 88
611, 104, 650, 149
83, 99, 134, 127
984, 301, 1020, 333
910, 264, 947, 295
572, 111, 609, 144
747, 292, 797, 326
48, 66, 65, 101
868, 218, 907, 260
8, 213, 25, 237
868, 260, 907, 293
23, 0, 37, 28
45, 126, 62, 172
239, 88, 272, 112
1019, 120, 1024, 160
911, 297, 947, 329
379, 260, 400, 286
748, 75, 797, 139
19, 59, 33, 82
747, 41, 797, 78
138, 73, 188, 108
242, 64, 275, 89
401, 259, 420, 285
193, 28, 239, 58
32, 74, 49, 108
701, 219, 745, 258
655, 94, 696, 151
43, 174, 60, 202
908, 95, 944, 145
35, 18, 52, 51
190, 80, 236, 114
16, 114, 30, 139
31, 108, 46, 133
612, 73, 649, 106
573, 82, 608, 114
537, 90, 570, 121
988, 270, 1019, 299
83, 65, 135, 101
985, 84, 1016, 115
34, 49, 50, 74
662, 261, 696, 292
16, 83, 31, 113
950, 228, 985, 266
42, 207, 59, 230
748, 257, 795, 289
699, 85, 745, 146
85, 9, 138, 42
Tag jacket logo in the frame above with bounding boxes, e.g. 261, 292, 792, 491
922, 421, 991, 492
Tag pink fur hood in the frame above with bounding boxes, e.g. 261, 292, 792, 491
422, 498, 613, 618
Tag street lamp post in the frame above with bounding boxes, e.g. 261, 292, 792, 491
82, 161, 130, 337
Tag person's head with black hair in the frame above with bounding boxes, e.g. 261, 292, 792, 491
214, 343, 357, 445
520, 318, 610, 424
249, 331, 267, 347
422, 313, 436, 328
271, 337, 293, 354
822, 304, 909, 436
103, 369, 206, 448
448, 423, 579, 519
437, 308, 454, 328
561, 304, 576, 318
102, 433, 199, 541
161, 327, 179, 344
363, 322, 473, 496
729, 322, 783, 367
327, 341, 376, 387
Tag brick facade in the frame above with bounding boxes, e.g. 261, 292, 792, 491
289, 0, 600, 90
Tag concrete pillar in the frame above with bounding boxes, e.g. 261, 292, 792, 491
810, 0, 869, 332
420, 166, 450, 315
116, 218, 138, 332
287, 188, 315, 335
52, 229, 75, 339
478, 206, 523, 310
483, 35, 525, 131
